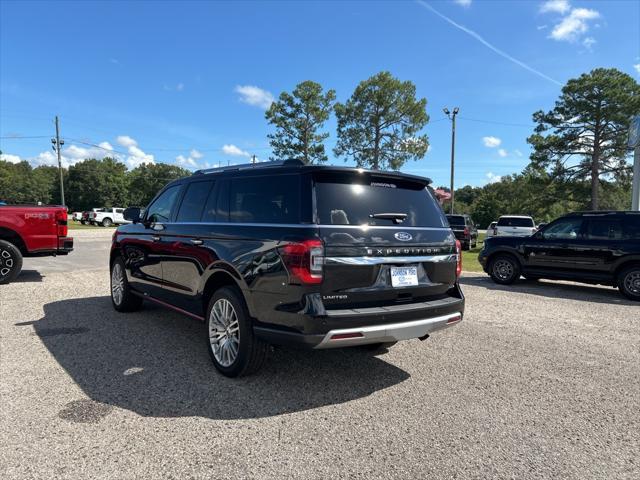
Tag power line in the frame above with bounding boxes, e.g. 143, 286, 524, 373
458, 116, 534, 128
0, 135, 51, 139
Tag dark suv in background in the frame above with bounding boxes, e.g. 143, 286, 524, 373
479, 211, 640, 301
110, 160, 464, 377
446, 214, 478, 250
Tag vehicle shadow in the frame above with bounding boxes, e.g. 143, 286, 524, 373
15, 270, 44, 283
460, 275, 636, 306
29, 297, 410, 420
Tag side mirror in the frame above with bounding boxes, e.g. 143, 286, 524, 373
123, 207, 142, 223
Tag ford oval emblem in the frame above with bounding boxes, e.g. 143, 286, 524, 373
394, 232, 412, 242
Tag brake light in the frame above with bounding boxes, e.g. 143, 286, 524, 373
55, 209, 68, 237
279, 239, 324, 284
455, 239, 462, 278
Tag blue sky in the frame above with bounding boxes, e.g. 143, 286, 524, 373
1, 0, 639, 187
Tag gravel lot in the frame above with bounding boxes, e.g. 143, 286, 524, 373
1, 230, 638, 479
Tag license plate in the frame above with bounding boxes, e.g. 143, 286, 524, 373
390, 266, 418, 287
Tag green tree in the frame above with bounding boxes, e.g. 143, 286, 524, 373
334, 71, 429, 170
127, 163, 190, 207
527, 68, 640, 210
266, 80, 336, 164
67, 158, 129, 211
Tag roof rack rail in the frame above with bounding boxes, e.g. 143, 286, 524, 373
192, 158, 304, 175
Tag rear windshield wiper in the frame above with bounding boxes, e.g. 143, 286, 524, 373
369, 212, 407, 224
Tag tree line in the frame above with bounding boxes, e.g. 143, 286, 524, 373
0, 159, 191, 211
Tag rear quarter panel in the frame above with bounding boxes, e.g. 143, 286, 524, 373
0, 206, 64, 252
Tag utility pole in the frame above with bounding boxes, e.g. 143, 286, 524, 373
443, 107, 459, 214
251, 154, 257, 164
51, 116, 65, 206
629, 115, 640, 210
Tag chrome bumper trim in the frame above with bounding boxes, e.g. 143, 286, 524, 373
323, 254, 457, 265
314, 312, 462, 349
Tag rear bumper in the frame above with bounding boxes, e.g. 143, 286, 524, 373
58, 236, 74, 254
253, 284, 465, 349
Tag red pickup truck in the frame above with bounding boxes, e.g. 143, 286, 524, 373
0, 205, 74, 284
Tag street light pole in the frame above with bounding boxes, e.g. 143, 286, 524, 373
443, 107, 459, 214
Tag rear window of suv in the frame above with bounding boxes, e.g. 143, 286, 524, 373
314, 173, 447, 227
497, 217, 534, 227
446, 215, 466, 226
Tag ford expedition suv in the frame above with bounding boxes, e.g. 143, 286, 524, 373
0, 204, 73, 284
110, 160, 464, 377
479, 211, 640, 301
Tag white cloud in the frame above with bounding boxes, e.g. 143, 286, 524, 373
190, 149, 203, 159
116, 135, 137, 148
544, 4, 600, 43
633, 64, 640, 75
498, 148, 508, 157
482, 136, 502, 148
486, 172, 502, 184
176, 155, 198, 169
222, 144, 251, 157
0, 153, 22, 164
514, 149, 524, 157
540, 0, 570, 14
234, 85, 275, 109
582, 36, 596, 49
116, 135, 154, 168
453, 0, 472, 6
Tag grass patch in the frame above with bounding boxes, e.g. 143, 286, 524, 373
461, 232, 485, 273
68, 222, 115, 230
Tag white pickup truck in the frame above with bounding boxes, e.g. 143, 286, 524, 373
89, 208, 130, 227
493, 215, 536, 237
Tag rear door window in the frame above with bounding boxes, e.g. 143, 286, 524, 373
228, 175, 300, 224
586, 217, 623, 240
497, 217, 534, 227
176, 181, 214, 222
622, 215, 640, 239
314, 173, 446, 227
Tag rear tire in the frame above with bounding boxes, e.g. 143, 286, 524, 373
110, 256, 143, 312
102, 218, 113, 227
0, 240, 23, 285
206, 286, 268, 377
489, 254, 521, 285
618, 265, 640, 301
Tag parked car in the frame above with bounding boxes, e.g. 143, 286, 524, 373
71, 212, 83, 222
493, 215, 536, 237
80, 208, 99, 225
486, 221, 498, 237
89, 207, 130, 227
446, 214, 478, 250
0, 204, 73, 284
478, 211, 640, 301
110, 160, 465, 377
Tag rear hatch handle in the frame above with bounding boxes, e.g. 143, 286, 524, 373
369, 212, 407, 224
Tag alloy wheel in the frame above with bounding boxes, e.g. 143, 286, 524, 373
0, 248, 14, 278
209, 298, 240, 367
111, 262, 124, 305
493, 259, 514, 281
624, 271, 640, 295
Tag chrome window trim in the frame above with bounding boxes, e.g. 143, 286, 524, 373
324, 254, 457, 265
161, 222, 450, 230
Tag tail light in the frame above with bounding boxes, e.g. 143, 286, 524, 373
455, 239, 462, 278
279, 239, 323, 284
463, 227, 469, 236
55, 208, 68, 237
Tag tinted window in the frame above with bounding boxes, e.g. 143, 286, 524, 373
446, 215, 466, 226
497, 217, 534, 227
622, 215, 640, 239
229, 175, 300, 224
543, 218, 583, 240
146, 185, 180, 223
315, 174, 447, 227
176, 181, 214, 222
586, 218, 623, 240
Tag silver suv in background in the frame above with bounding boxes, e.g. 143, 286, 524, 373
493, 215, 536, 237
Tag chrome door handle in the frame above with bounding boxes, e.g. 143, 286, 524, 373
190, 239, 203, 246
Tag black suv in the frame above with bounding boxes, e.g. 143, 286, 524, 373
110, 160, 464, 377
446, 214, 478, 250
478, 211, 640, 300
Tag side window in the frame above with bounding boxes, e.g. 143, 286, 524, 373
146, 185, 180, 223
115, 208, 124, 214
622, 216, 640, 240
229, 175, 300, 224
543, 218, 583, 240
176, 181, 214, 222
586, 218, 623, 240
